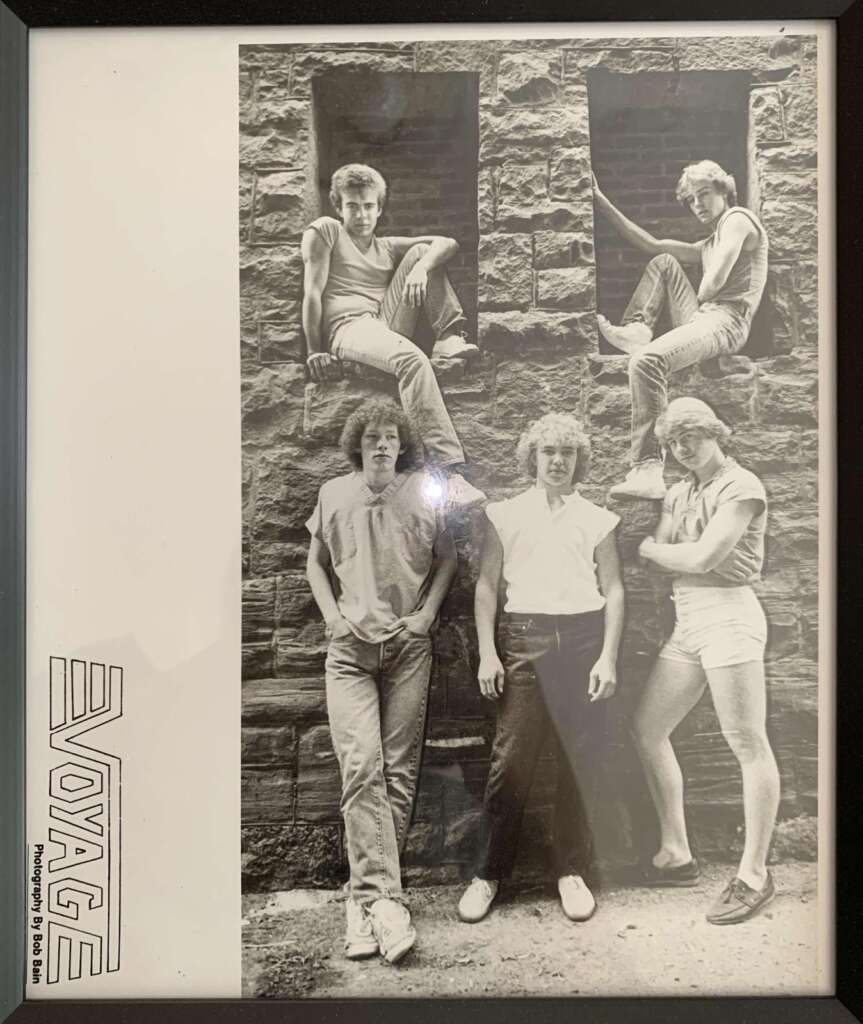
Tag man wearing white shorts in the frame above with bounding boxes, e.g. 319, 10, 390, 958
632, 397, 779, 925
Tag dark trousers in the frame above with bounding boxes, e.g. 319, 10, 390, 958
474, 610, 608, 882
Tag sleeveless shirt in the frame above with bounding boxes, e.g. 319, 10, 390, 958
701, 207, 769, 321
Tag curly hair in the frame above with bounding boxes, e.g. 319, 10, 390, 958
329, 164, 388, 212
675, 160, 738, 208
339, 398, 424, 472
654, 397, 732, 445
515, 412, 591, 483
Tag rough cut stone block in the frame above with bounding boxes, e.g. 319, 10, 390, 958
755, 138, 817, 174
303, 378, 397, 443
415, 40, 497, 91
587, 384, 631, 429
763, 604, 801, 662
533, 226, 593, 269
242, 824, 343, 891
492, 354, 587, 428
259, 318, 305, 364
273, 623, 328, 676
251, 541, 312, 577
548, 147, 592, 203
765, 510, 818, 567
402, 822, 445, 865
243, 640, 274, 681
243, 365, 307, 446
253, 446, 346, 539
496, 200, 594, 235
495, 163, 549, 225
243, 577, 277, 641
760, 199, 817, 260
479, 104, 589, 162
243, 677, 328, 726
757, 171, 816, 202
757, 367, 818, 426
674, 35, 802, 73
239, 128, 310, 170
240, 247, 303, 315
781, 83, 817, 138
728, 428, 801, 475
497, 51, 561, 105
243, 78, 305, 131
477, 233, 533, 310
433, 620, 480, 717
536, 267, 595, 310
251, 168, 308, 243
477, 167, 496, 234
242, 766, 294, 823
295, 724, 342, 822
750, 86, 785, 143
563, 47, 675, 76
290, 51, 415, 98
275, 571, 318, 628
242, 725, 295, 766
479, 310, 596, 352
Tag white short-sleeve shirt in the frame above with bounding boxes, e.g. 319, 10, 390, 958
486, 487, 620, 615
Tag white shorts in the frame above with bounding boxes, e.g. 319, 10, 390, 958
658, 584, 767, 671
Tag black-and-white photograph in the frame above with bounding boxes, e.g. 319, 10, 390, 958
239, 31, 825, 998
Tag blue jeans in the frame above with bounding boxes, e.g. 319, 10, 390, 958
325, 629, 432, 905
474, 611, 608, 883
331, 243, 466, 467
623, 254, 751, 465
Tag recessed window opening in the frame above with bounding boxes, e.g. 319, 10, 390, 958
588, 71, 752, 354
313, 72, 480, 348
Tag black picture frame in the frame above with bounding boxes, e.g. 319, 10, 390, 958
1, 2, 860, 1022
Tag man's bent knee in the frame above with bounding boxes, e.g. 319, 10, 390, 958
649, 252, 683, 274
402, 242, 430, 267
629, 348, 664, 382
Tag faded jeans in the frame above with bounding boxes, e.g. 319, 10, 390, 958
623, 253, 751, 465
325, 629, 432, 905
474, 610, 608, 883
331, 243, 466, 467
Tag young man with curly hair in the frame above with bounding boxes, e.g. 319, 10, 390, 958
457, 413, 624, 925
306, 398, 457, 963
302, 163, 484, 508
592, 160, 769, 500
632, 397, 779, 924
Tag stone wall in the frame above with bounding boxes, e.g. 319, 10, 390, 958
239, 36, 820, 893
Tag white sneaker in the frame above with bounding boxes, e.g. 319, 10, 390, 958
558, 875, 596, 922
609, 461, 666, 500
368, 898, 417, 964
344, 898, 379, 960
457, 877, 499, 923
597, 315, 653, 354
432, 334, 480, 361
445, 472, 486, 509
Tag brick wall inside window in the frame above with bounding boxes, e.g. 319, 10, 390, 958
589, 73, 748, 343
317, 73, 479, 345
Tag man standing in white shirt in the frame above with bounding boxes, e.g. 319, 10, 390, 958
457, 413, 625, 924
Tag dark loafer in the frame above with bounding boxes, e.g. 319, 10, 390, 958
706, 872, 775, 925
637, 857, 701, 887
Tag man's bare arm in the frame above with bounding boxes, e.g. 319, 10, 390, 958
306, 536, 350, 635
389, 235, 459, 308
388, 234, 459, 267
639, 499, 761, 574
474, 519, 506, 699
697, 212, 756, 302
592, 174, 703, 265
301, 228, 337, 381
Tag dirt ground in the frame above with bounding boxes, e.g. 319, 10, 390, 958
242, 860, 825, 999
